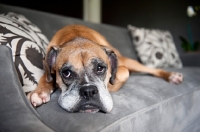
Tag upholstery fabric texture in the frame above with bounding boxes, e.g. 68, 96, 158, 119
0, 12, 48, 92
127, 25, 182, 68
36, 68, 200, 132
0, 45, 55, 132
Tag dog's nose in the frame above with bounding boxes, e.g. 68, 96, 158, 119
80, 85, 98, 99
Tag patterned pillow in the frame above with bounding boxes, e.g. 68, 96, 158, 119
0, 12, 49, 93
127, 25, 182, 68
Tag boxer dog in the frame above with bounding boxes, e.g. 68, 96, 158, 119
27, 25, 183, 113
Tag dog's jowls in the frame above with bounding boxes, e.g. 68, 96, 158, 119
27, 25, 183, 113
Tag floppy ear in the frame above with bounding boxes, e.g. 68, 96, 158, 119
43, 46, 60, 83
102, 47, 118, 85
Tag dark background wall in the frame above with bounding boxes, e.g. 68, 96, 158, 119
0, 1, 83, 19
1, 0, 199, 27
1, 0, 200, 52
102, 0, 200, 27
102, 0, 200, 53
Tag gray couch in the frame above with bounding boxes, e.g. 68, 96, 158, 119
1, 3, 200, 132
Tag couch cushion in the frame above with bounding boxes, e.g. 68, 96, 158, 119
0, 12, 48, 92
36, 68, 200, 132
128, 25, 182, 68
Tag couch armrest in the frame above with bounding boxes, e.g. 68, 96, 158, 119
0, 45, 55, 132
179, 53, 200, 67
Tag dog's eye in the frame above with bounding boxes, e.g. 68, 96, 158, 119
62, 70, 72, 78
97, 65, 105, 73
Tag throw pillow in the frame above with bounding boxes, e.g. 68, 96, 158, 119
127, 25, 182, 68
0, 12, 49, 93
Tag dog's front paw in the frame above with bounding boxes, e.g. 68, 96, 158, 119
27, 90, 51, 107
169, 72, 183, 84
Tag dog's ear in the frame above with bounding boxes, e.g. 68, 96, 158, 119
102, 47, 118, 85
43, 46, 60, 82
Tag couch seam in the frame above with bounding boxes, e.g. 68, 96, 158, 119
99, 86, 200, 132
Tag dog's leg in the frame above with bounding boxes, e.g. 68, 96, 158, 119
108, 66, 129, 92
27, 73, 53, 107
121, 57, 183, 84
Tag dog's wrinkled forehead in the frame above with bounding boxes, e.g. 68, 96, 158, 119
56, 39, 109, 69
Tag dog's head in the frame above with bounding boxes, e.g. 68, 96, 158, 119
44, 37, 118, 113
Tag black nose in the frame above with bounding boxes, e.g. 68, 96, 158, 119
80, 85, 98, 99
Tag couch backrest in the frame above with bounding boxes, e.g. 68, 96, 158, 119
0, 3, 138, 60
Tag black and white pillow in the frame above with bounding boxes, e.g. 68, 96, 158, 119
0, 12, 49, 93
127, 25, 182, 68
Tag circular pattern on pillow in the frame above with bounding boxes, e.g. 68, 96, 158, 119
128, 25, 182, 68
0, 12, 49, 92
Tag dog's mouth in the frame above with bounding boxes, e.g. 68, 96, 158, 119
78, 104, 100, 113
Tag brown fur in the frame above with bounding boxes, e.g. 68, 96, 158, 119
28, 24, 183, 106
